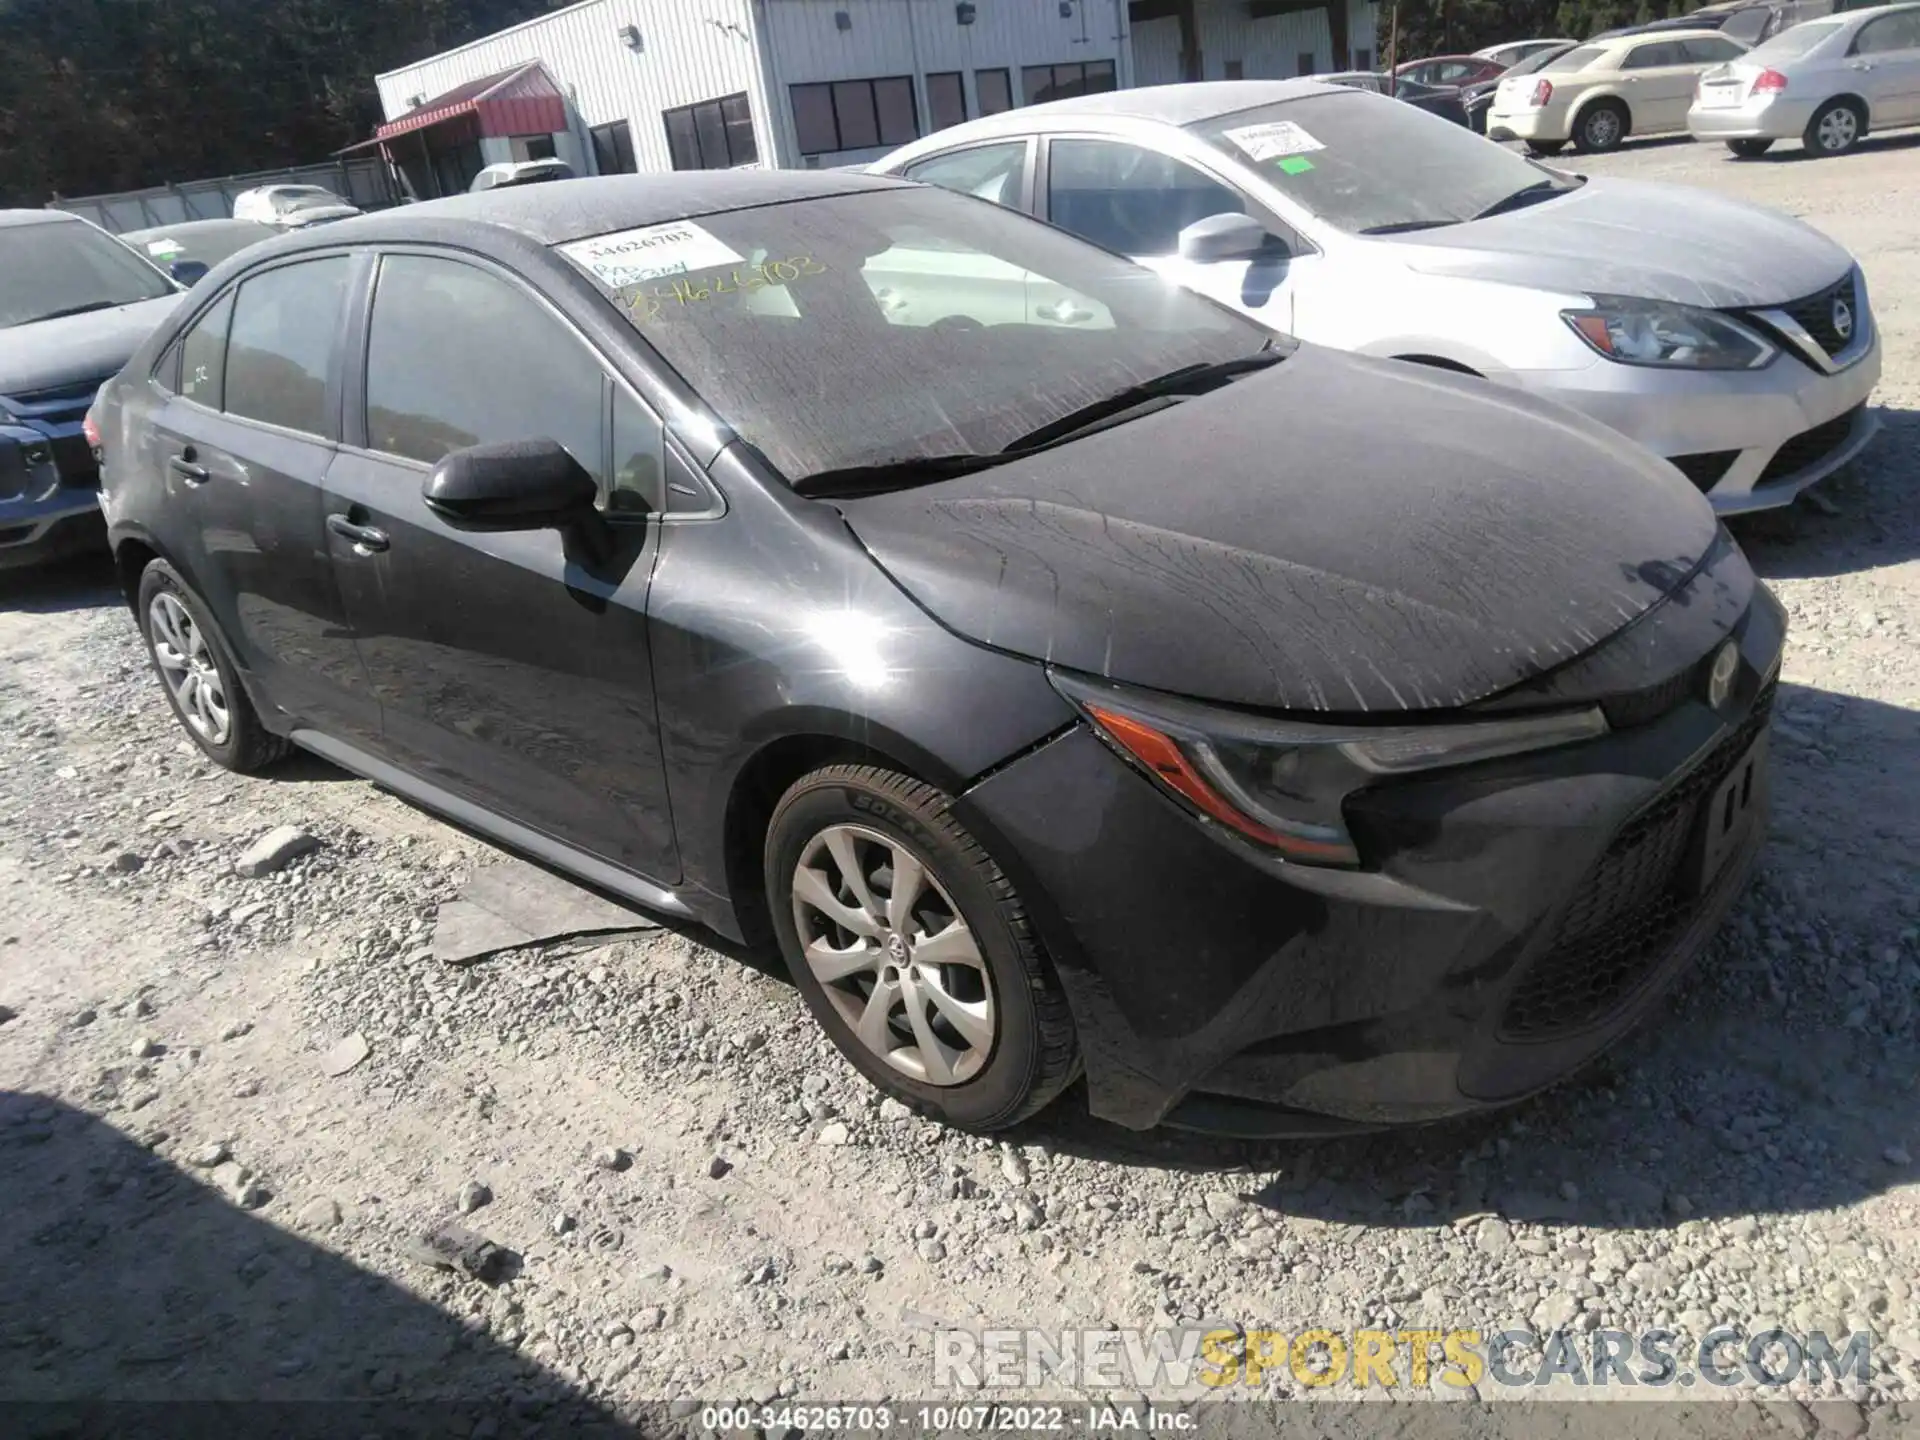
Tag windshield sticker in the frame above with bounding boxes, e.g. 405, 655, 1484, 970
1223, 120, 1325, 162
560, 221, 746, 289
622, 255, 827, 320
145, 238, 185, 257
1277, 155, 1316, 176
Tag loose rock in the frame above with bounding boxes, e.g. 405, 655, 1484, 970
235, 825, 320, 878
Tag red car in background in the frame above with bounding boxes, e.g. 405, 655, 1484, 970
1393, 54, 1510, 88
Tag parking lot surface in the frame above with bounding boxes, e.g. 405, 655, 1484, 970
2, 134, 1917, 1427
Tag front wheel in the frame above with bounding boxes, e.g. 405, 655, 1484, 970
1804, 99, 1862, 157
1726, 138, 1774, 158
765, 764, 1078, 1130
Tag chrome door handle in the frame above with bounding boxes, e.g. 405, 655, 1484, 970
167, 454, 209, 484
326, 513, 390, 553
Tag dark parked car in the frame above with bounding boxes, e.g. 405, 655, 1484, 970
1318, 70, 1473, 125
93, 172, 1782, 1136
1460, 41, 1578, 132
1393, 53, 1509, 87
2, 210, 183, 570
121, 218, 281, 287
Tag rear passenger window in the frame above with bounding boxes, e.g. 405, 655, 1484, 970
905, 142, 1028, 209
223, 257, 350, 436
177, 292, 233, 408
1623, 41, 1685, 68
364, 255, 620, 504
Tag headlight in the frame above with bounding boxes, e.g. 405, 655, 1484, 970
1051, 672, 1608, 868
1562, 296, 1775, 370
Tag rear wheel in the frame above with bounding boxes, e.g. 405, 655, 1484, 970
1804, 99, 1863, 157
137, 560, 289, 773
764, 764, 1078, 1130
1573, 100, 1627, 154
1524, 139, 1567, 157
1726, 137, 1774, 158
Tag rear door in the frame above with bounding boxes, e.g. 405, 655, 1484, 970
143, 253, 380, 745
1618, 39, 1702, 130
322, 248, 678, 882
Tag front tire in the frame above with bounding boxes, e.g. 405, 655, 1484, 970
137, 560, 290, 773
1573, 100, 1627, 154
765, 764, 1077, 1130
1726, 137, 1774, 158
1804, 99, 1862, 157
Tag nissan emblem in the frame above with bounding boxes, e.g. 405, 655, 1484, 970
1832, 294, 1854, 343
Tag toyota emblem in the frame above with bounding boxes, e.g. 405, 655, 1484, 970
1832, 295, 1854, 343
1708, 641, 1739, 710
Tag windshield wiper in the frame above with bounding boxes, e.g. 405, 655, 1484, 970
999, 344, 1288, 454
16, 300, 123, 324
791, 452, 1013, 499
1359, 219, 1458, 235
1469, 177, 1579, 222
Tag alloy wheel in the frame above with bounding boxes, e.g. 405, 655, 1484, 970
789, 823, 995, 1086
1816, 106, 1857, 153
148, 591, 231, 746
1582, 108, 1621, 150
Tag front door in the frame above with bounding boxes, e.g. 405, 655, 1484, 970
1039, 135, 1304, 334
144, 255, 381, 745
324, 250, 678, 882
1850, 9, 1920, 124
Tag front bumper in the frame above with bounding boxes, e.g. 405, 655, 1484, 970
1, 420, 107, 571
957, 584, 1786, 1135
1687, 95, 1818, 141
1506, 295, 1882, 515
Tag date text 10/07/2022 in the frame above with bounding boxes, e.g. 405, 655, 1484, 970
620, 255, 828, 320
697, 1404, 1196, 1433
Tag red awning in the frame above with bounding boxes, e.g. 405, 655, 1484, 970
374, 61, 569, 143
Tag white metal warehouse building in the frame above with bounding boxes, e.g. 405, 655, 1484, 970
363, 0, 1378, 198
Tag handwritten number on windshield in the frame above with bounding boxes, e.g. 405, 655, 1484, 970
624, 255, 826, 320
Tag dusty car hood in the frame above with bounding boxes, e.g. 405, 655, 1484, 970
1386, 178, 1851, 308
0, 295, 183, 397
836, 345, 1724, 714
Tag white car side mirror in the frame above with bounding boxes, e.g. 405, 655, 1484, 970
1177, 212, 1277, 264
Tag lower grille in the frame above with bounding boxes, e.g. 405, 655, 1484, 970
1757, 404, 1862, 487
1498, 681, 1775, 1040
1668, 450, 1738, 495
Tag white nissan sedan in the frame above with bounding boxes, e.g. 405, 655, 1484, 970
872, 80, 1881, 514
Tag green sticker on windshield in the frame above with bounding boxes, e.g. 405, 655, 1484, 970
1278, 156, 1315, 175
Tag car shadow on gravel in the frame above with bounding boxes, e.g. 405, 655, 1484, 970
1732, 405, 1920, 580
0, 552, 121, 615
0, 1090, 658, 1436
1009, 681, 1919, 1239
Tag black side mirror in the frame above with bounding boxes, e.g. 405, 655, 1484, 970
169, 259, 210, 287
423, 439, 599, 531
1177, 212, 1280, 264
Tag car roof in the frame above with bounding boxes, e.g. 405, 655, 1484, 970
0, 209, 84, 230
258, 170, 911, 254
123, 218, 274, 239
960, 79, 1345, 130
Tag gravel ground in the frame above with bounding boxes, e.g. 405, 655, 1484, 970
2, 135, 1918, 1436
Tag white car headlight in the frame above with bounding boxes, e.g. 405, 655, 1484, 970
1562, 296, 1776, 370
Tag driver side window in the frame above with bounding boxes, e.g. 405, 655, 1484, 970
1046, 138, 1248, 258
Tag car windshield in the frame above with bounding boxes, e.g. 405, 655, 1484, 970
0, 220, 176, 328
561, 187, 1268, 482
1190, 91, 1575, 235
274, 188, 339, 212
1751, 18, 1845, 56
127, 225, 270, 268
1542, 44, 1613, 71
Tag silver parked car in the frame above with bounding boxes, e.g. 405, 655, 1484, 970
1689, 3, 1920, 157
872, 81, 1881, 514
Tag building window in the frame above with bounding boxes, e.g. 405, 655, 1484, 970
1223, 60, 1243, 79
789, 76, 917, 156
976, 68, 1014, 115
663, 92, 757, 170
927, 71, 967, 131
510, 134, 558, 162
1021, 60, 1117, 106
590, 119, 638, 174
1297, 51, 1315, 76
1352, 48, 1372, 70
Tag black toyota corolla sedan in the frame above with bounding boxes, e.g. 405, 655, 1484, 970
91, 171, 1781, 1136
